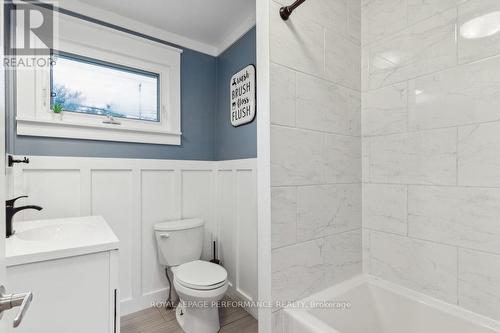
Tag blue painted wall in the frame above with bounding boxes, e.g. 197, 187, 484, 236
214, 27, 257, 161
6, 6, 256, 161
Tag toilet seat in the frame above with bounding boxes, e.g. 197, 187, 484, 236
174, 260, 227, 291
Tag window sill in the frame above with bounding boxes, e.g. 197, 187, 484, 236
16, 117, 182, 145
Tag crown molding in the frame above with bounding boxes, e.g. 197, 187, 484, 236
216, 13, 256, 55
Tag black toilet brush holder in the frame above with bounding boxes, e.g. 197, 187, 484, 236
210, 240, 220, 265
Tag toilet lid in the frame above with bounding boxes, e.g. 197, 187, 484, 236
175, 260, 227, 290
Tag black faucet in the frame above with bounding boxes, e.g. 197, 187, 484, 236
6, 196, 43, 238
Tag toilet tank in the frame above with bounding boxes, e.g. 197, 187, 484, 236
154, 218, 204, 267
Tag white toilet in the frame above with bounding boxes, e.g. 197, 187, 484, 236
154, 218, 228, 333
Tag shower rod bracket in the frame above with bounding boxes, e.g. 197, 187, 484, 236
280, 0, 306, 21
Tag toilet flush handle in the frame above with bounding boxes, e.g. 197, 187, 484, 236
159, 233, 170, 239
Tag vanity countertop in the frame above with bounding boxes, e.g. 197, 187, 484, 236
6, 215, 119, 267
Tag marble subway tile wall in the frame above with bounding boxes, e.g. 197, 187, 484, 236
362, 0, 500, 321
270, 0, 362, 330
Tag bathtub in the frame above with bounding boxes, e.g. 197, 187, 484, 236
283, 275, 500, 333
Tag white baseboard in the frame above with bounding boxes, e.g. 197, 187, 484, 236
121, 288, 169, 316
227, 285, 259, 319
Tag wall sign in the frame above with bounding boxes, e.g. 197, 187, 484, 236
230, 64, 256, 127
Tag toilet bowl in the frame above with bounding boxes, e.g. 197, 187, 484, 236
154, 219, 228, 333
172, 260, 228, 333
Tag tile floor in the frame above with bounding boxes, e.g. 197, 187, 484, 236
121, 303, 257, 333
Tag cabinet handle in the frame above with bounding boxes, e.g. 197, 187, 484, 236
0, 285, 33, 327
13, 292, 33, 328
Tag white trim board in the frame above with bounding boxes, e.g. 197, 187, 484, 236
16, 118, 183, 145
0, 2, 6, 332
9, 155, 258, 316
256, 0, 272, 330
53, 0, 255, 56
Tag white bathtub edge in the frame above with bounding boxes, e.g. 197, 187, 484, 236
367, 275, 500, 332
283, 274, 500, 332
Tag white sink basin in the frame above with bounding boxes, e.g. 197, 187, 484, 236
15, 223, 97, 242
6, 216, 119, 266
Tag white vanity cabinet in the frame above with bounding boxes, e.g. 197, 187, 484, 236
3, 216, 120, 333
5, 250, 119, 333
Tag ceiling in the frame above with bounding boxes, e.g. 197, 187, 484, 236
59, 0, 256, 56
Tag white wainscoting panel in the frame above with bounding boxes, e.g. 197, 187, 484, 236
10, 156, 257, 316
236, 170, 258, 300
141, 170, 176, 300
91, 170, 135, 302
181, 170, 215, 260
215, 160, 258, 318
22, 169, 81, 220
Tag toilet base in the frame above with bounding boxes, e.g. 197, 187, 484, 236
175, 300, 220, 333
175, 302, 186, 329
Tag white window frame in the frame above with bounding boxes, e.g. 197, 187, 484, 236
15, 7, 182, 145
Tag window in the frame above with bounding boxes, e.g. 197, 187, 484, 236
15, 6, 182, 145
51, 53, 160, 122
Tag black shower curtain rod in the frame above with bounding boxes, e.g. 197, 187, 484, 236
280, 0, 306, 20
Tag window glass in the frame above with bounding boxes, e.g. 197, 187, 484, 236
51, 53, 160, 122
